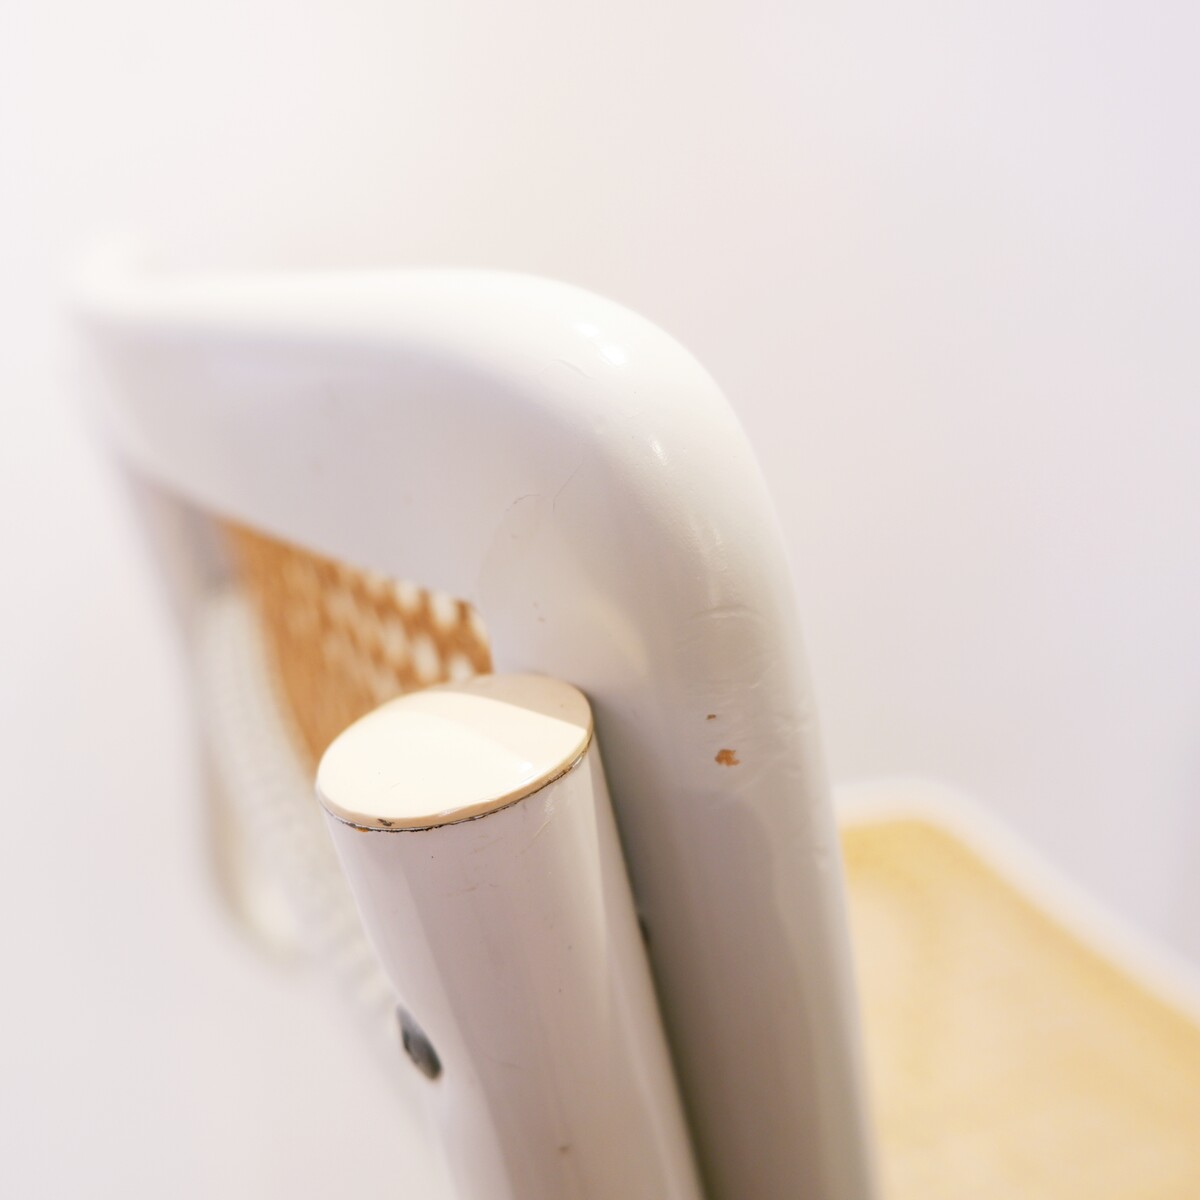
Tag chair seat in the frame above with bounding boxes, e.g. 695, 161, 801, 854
843, 817, 1200, 1200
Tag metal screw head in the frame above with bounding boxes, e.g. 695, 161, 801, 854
397, 1007, 442, 1080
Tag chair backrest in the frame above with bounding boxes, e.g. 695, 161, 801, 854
78, 262, 877, 1200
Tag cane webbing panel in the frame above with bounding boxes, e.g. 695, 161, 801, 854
225, 525, 492, 766
844, 818, 1200, 1200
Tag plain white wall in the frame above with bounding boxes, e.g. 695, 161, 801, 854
3, 1, 1199, 1189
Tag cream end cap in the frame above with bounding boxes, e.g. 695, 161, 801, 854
316, 673, 593, 831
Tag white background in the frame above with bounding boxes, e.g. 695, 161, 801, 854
3, 2, 1198, 1194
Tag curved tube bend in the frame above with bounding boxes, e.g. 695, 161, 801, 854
79, 265, 877, 1200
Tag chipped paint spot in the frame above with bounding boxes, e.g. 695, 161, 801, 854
715, 748, 741, 766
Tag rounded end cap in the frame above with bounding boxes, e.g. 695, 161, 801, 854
316, 673, 592, 831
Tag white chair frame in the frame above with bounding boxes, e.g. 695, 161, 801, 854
79, 263, 877, 1200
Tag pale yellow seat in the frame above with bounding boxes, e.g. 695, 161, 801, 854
846, 818, 1200, 1200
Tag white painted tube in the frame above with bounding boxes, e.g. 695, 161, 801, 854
317, 674, 704, 1200
80, 265, 877, 1199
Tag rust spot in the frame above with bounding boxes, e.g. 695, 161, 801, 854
715, 748, 741, 766
706, 713, 717, 720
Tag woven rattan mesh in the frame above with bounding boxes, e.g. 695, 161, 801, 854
226, 525, 492, 765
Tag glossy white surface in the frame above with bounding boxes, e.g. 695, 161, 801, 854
321, 705, 704, 1200
318, 674, 592, 830
80, 266, 876, 1199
